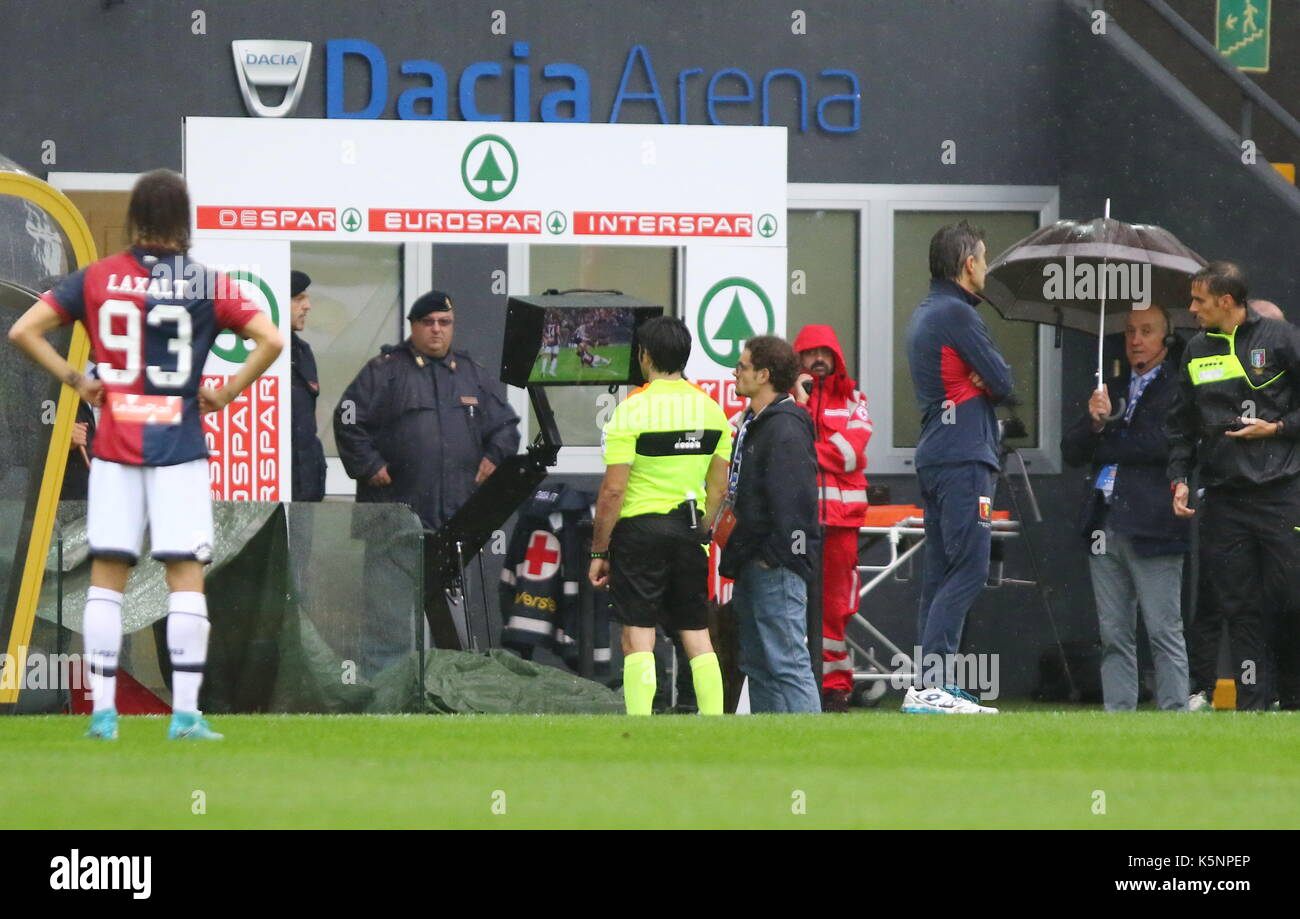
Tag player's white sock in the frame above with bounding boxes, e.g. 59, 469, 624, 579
167, 591, 210, 713
84, 586, 123, 713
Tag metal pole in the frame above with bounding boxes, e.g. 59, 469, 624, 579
56, 533, 65, 713
456, 540, 476, 652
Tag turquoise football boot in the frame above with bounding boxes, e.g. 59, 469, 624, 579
168, 711, 224, 741
85, 709, 119, 740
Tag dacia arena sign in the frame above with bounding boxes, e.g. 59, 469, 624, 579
324, 40, 860, 134
232, 38, 860, 134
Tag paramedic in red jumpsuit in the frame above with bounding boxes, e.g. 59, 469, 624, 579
793, 324, 872, 712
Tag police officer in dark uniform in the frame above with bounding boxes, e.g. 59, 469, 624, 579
289, 270, 327, 501
333, 288, 520, 530
334, 289, 520, 668
1168, 261, 1300, 710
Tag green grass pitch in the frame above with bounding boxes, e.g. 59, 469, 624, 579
4, 709, 1300, 828
529, 344, 630, 383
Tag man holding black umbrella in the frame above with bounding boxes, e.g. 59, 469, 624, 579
1062, 304, 1189, 711
1168, 261, 1300, 711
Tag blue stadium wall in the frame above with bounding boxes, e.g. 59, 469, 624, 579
4, 0, 1296, 697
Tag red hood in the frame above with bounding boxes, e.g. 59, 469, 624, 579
792, 324, 855, 393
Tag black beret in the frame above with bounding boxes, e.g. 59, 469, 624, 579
407, 289, 454, 320
290, 270, 312, 298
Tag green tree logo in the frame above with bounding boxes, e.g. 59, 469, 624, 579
757, 213, 778, 238
212, 271, 279, 364
341, 208, 362, 232
546, 211, 567, 234
697, 277, 774, 367
461, 135, 519, 202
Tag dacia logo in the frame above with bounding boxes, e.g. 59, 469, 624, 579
232, 40, 313, 117
245, 53, 299, 66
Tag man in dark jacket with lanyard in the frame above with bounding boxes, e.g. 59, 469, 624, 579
1168, 261, 1300, 711
334, 289, 520, 530
720, 335, 822, 713
289, 270, 327, 501
904, 220, 1012, 714
1062, 304, 1189, 710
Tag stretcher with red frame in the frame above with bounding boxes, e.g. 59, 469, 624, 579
850, 504, 1022, 695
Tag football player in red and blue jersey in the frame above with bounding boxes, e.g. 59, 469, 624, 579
8, 169, 282, 741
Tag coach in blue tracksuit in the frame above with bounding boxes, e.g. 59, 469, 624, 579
903, 221, 1013, 714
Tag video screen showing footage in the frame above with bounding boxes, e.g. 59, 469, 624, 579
528, 306, 637, 384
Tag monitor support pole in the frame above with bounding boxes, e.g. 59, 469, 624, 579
526, 384, 562, 467
425, 385, 564, 651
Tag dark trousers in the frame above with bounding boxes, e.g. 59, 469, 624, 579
1200, 477, 1300, 710
916, 461, 995, 682
1187, 559, 1224, 698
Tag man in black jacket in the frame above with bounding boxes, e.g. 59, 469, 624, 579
1168, 262, 1300, 710
289, 270, 327, 502
1062, 305, 1189, 710
719, 335, 822, 713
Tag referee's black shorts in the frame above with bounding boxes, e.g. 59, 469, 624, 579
609, 509, 709, 632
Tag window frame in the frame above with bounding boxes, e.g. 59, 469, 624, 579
788, 183, 1062, 476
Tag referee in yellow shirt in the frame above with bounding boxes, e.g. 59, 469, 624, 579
588, 316, 732, 715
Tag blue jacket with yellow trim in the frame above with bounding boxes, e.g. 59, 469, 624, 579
499, 483, 610, 675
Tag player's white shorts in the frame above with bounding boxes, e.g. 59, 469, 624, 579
542, 345, 559, 356
86, 458, 214, 565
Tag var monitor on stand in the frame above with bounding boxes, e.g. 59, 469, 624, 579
425, 291, 664, 650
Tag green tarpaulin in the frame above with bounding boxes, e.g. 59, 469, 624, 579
28, 500, 617, 715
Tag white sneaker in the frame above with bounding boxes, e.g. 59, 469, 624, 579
1187, 691, 1212, 712
901, 685, 998, 714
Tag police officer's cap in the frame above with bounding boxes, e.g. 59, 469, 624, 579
290, 270, 312, 298
408, 289, 454, 320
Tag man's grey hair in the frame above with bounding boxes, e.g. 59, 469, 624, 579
1129, 303, 1170, 337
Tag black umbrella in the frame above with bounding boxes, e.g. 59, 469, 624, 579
983, 204, 1206, 384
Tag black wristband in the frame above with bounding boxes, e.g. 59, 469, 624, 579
590, 550, 609, 560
